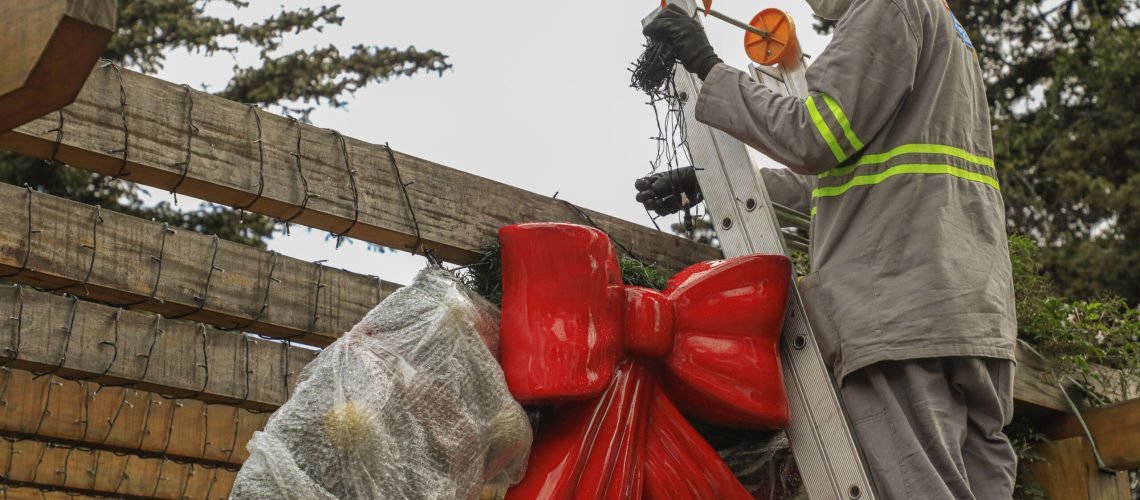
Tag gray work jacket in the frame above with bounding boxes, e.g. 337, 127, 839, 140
695, 0, 1017, 383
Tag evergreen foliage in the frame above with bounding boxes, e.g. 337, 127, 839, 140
0, 0, 450, 248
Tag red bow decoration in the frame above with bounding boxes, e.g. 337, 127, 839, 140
499, 223, 792, 498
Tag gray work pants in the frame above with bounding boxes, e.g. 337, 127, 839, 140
839, 357, 1017, 500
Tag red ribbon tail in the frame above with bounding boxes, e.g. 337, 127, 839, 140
507, 361, 653, 499
506, 361, 753, 499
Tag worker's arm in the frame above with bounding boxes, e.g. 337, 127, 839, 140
695, 0, 920, 176
759, 167, 814, 214
633, 165, 814, 216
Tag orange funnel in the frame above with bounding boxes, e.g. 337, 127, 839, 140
744, 8, 801, 66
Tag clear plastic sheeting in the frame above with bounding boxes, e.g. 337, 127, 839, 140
231, 268, 532, 500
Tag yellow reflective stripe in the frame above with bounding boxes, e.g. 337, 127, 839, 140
811, 164, 1001, 199
806, 96, 847, 163
819, 144, 995, 179
810, 206, 817, 217
821, 95, 864, 152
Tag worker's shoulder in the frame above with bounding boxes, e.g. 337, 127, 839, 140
875, 0, 946, 19
871, 0, 970, 45
848, 0, 922, 44
889, 0, 971, 38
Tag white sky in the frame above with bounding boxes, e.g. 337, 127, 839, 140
151, 0, 832, 286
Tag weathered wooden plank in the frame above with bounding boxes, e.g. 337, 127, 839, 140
0, 439, 235, 499
0, 486, 107, 500
0, 285, 316, 411
0, 0, 116, 133
1047, 397, 1140, 469
1026, 437, 1131, 500
0, 65, 721, 270
0, 284, 1073, 415
0, 368, 266, 467
0, 182, 400, 346
1012, 342, 1069, 414
1010, 341, 1137, 415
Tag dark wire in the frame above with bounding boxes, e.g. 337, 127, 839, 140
330, 130, 361, 248
99, 60, 131, 179
170, 85, 199, 204
385, 143, 433, 263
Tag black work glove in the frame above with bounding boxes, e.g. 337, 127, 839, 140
635, 166, 703, 217
642, 4, 723, 80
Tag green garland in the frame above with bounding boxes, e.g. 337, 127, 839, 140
459, 245, 671, 309
459, 243, 506, 308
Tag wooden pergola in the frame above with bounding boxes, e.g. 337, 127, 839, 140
0, 1, 1135, 498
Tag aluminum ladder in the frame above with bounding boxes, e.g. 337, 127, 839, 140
642, 3, 876, 498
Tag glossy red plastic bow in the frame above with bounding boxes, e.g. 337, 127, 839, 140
499, 223, 792, 498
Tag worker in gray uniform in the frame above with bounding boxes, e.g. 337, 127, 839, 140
638, 0, 1018, 498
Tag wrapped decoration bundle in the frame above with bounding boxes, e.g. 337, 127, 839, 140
231, 268, 533, 499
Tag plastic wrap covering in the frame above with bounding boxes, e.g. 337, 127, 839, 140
231, 268, 532, 500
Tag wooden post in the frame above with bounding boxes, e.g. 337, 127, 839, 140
0, 0, 116, 132
1026, 437, 1131, 500
1046, 397, 1140, 470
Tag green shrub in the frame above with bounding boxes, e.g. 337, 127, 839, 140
1010, 235, 1140, 402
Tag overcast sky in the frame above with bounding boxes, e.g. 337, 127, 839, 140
152, 0, 832, 286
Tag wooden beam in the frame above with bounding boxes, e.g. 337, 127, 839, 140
0, 182, 400, 346
0, 285, 316, 411
1047, 397, 1140, 470
0, 368, 266, 468
1012, 342, 1069, 414
1010, 341, 1136, 415
0, 0, 116, 133
0, 65, 721, 271
0, 279, 1075, 417
0, 439, 236, 499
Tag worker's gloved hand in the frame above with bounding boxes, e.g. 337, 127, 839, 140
635, 166, 703, 216
643, 4, 723, 80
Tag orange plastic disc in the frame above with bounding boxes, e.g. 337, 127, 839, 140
744, 8, 800, 66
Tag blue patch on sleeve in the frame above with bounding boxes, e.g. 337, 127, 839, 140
952, 15, 975, 50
